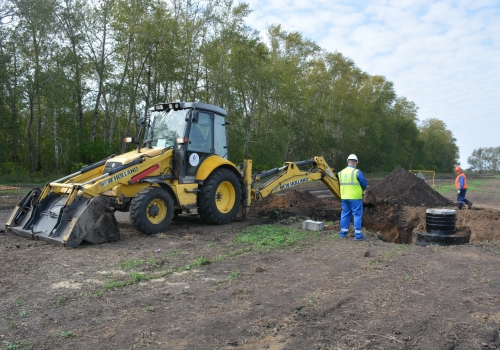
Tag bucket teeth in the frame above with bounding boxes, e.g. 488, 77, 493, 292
7, 192, 120, 247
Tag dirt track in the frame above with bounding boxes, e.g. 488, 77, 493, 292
1, 172, 500, 349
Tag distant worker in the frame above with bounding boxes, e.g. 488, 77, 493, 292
338, 154, 368, 240
454, 166, 472, 209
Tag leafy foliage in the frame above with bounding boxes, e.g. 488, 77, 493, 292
467, 147, 500, 173
0, 0, 459, 178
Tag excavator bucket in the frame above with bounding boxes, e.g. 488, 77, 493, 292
6, 188, 120, 247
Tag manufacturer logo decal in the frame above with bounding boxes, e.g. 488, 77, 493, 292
100, 166, 139, 187
279, 177, 308, 191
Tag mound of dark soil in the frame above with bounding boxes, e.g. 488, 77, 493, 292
370, 166, 454, 207
250, 190, 341, 221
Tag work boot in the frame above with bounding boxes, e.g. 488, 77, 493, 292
468, 201, 473, 209
354, 230, 365, 241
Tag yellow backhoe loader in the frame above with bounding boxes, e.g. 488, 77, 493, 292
6, 102, 342, 247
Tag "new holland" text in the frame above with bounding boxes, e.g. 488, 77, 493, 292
279, 177, 308, 191
100, 166, 139, 187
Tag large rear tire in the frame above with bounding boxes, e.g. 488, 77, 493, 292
130, 187, 174, 235
198, 168, 241, 224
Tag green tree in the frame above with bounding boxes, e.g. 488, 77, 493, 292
417, 118, 458, 172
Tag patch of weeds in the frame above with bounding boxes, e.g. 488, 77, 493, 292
55, 294, 67, 307
130, 272, 154, 282
206, 242, 213, 248
143, 304, 154, 312
235, 225, 315, 250
229, 270, 240, 279
192, 256, 210, 267
3, 315, 12, 320
120, 258, 144, 270
485, 278, 497, 285
19, 311, 27, 317
308, 299, 316, 307
404, 274, 411, 282
54, 330, 73, 338
330, 233, 342, 240
148, 258, 160, 268
9, 322, 16, 329
379, 246, 407, 262
214, 248, 251, 262
168, 249, 182, 258
2, 340, 34, 350
14, 298, 22, 306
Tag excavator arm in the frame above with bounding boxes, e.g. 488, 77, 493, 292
244, 156, 341, 202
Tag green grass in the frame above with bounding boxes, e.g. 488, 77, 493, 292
434, 178, 489, 195
2, 340, 34, 350
54, 330, 73, 338
235, 225, 316, 250
119, 258, 145, 270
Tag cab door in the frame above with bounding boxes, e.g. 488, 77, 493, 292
186, 111, 213, 176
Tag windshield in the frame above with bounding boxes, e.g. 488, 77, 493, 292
146, 109, 189, 148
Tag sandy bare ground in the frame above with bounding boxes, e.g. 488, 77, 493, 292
1, 176, 500, 350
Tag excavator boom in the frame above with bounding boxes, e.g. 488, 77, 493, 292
246, 156, 341, 201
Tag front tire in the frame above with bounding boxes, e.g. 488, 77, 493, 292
130, 187, 175, 235
198, 168, 241, 224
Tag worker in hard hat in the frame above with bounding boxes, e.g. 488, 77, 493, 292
454, 166, 472, 209
338, 154, 368, 240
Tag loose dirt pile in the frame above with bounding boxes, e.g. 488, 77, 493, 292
251, 190, 341, 222
370, 165, 454, 207
250, 167, 500, 244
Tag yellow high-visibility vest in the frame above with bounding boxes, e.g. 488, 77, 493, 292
339, 167, 362, 200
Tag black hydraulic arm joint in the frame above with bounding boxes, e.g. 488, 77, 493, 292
80, 155, 116, 174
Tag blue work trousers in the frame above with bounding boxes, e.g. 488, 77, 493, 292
457, 189, 471, 209
340, 199, 363, 238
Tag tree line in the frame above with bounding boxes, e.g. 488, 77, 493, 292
0, 0, 459, 178
467, 147, 500, 174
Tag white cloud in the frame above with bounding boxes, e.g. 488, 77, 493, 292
242, 0, 500, 167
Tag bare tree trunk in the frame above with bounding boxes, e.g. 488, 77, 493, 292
110, 35, 132, 145
143, 65, 151, 124
242, 98, 256, 160
90, 0, 109, 144
53, 105, 59, 170
28, 95, 35, 174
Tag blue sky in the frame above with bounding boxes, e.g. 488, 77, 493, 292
243, 0, 500, 169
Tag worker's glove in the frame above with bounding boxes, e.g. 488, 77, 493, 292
457, 190, 460, 194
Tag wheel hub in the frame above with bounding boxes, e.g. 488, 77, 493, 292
149, 204, 160, 217
215, 181, 235, 214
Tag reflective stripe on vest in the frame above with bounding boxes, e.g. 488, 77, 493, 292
455, 173, 467, 189
339, 167, 362, 200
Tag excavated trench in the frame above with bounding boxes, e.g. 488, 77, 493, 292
251, 166, 500, 244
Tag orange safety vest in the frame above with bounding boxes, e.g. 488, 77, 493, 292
455, 173, 467, 189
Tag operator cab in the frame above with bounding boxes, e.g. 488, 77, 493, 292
145, 102, 229, 182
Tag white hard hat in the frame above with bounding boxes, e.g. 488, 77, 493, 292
347, 154, 358, 162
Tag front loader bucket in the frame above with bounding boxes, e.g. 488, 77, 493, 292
6, 190, 120, 247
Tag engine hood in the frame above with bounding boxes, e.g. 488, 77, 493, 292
103, 148, 173, 174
